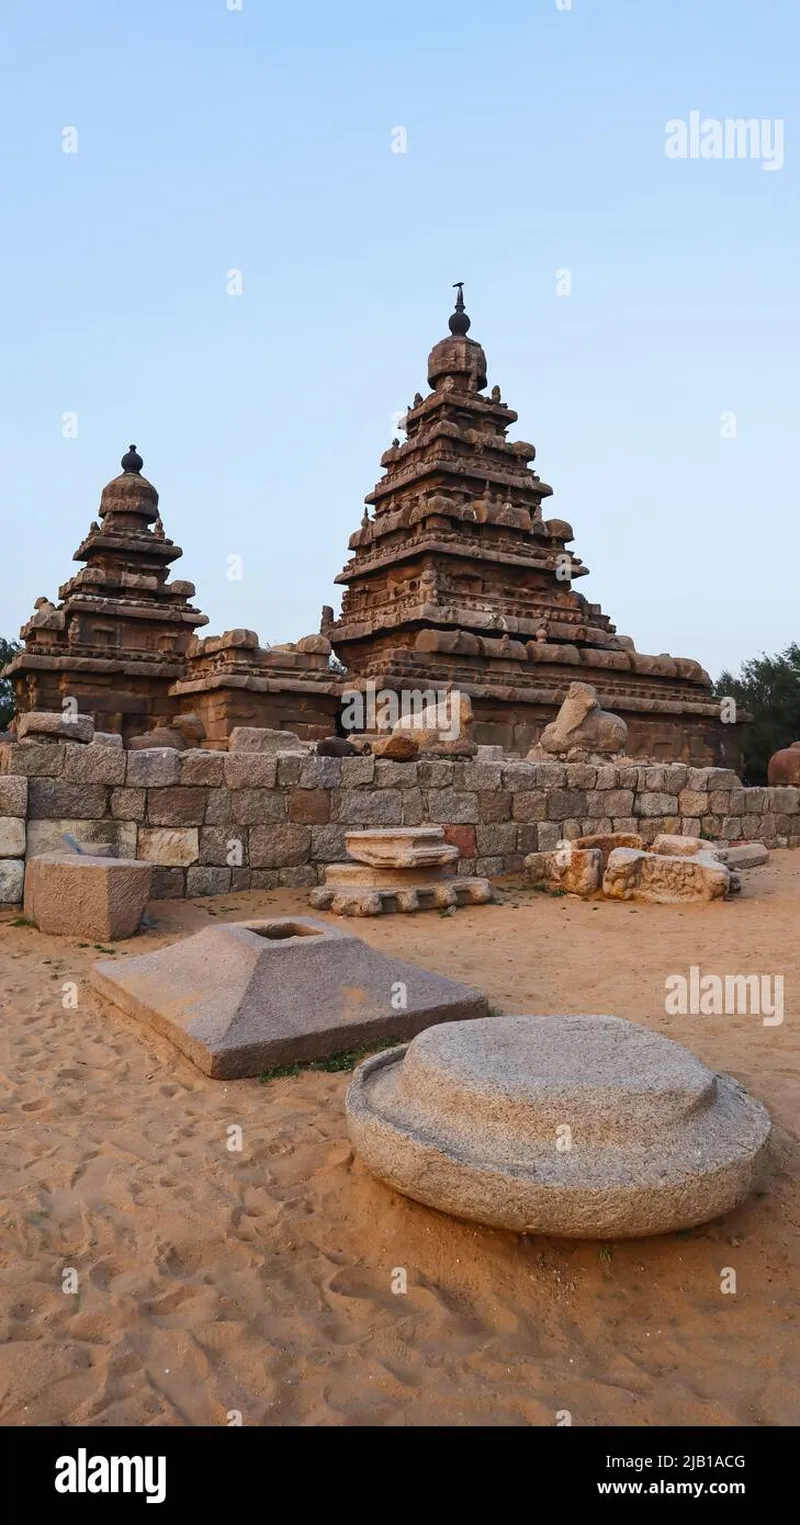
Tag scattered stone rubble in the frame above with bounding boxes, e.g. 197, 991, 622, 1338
346, 1013, 771, 1237
309, 826, 493, 916
523, 827, 770, 904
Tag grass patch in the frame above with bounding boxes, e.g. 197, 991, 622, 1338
259, 1036, 401, 1085
9, 916, 32, 927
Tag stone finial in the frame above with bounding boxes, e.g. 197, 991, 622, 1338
491, 384, 501, 402
121, 444, 143, 474
449, 282, 471, 336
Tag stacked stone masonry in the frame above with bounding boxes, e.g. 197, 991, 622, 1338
1, 744, 797, 903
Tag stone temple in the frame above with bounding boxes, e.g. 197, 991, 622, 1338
4, 292, 742, 763
326, 286, 737, 764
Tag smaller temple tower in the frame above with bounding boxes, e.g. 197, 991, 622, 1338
5, 447, 208, 738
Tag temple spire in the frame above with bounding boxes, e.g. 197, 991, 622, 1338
449, 281, 471, 336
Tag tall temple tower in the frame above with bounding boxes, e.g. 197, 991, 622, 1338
328, 288, 738, 762
6, 447, 208, 738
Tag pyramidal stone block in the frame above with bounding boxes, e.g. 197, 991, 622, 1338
346, 1014, 771, 1237
92, 916, 489, 1078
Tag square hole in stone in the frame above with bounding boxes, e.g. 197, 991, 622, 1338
248, 922, 321, 941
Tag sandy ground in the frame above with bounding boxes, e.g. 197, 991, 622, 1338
0, 853, 798, 1428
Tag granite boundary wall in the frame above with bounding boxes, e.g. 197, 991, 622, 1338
1, 742, 799, 904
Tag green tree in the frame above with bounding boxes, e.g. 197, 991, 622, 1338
716, 643, 800, 785
0, 636, 20, 730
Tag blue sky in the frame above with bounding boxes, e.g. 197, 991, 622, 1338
1, 0, 796, 678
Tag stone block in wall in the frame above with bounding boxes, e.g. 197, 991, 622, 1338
340, 756, 375, 787
64, 743, 126, 786
137, 827, 199, 866
27, 780, 108, 820
0, 818, 25, 857
612, 817, 639, 834
639, 817, 681, 844
741, 814, 763, 839
310, 825, 348, 861
565, 763, 597, 790
0, 777, 27, 817
276, 754, 305, 786
375, 759, 418, 789
511, 792, 547, 822
460, 761, 503, 791
150, 867, 187, 899
502, 762, 544, 791
249, 824, 311, 868
417, 760, 454, 788
770, 787, 800, 814
595, 766, 619, 790
288, 790, 330, 824
231, 868, 252, 891
476, 823, 518, 857
722, 817, 743, 839
708, 791, 731, 816
479, 791, 512, 822
459, 857, 477, 877
581, 817, 613, 836
730, 788, 748, 815
179, 751, 226, 786
250, 870, 282, 889
231, 790, 287, 826
537, 823, 563, 851
664, 765, 689, 793
0, 860, 25, 904
742, 787, 767, 814
426, 790, 480, 825
110, 788, 146, 821
25, 818, 137, 859
199, 827, 247, 867
146, 787, 208, 827
476, 856, 504, 877
616, 767, 639, 789
690, 767, 740, 791
442, 825, 476, 859
561, 820, 583, 841
641, 767, 666, 790
187, 866, 232, 897
336, 791, 403, 826
401, 788, 424, 825
635, 792, 679, 818
586, 789, 633, 817
678, 790, 709, 817
0, 742, 66, 777
126, 749, 181, 788
278, 866, 317, 888
205, 789, 233, 825
516, 824, 539, 854
681, 818, 702, 837
18, 711, 94, 743
773, 814, 794, 838
546, 789, 587, 821
701, 817, 724, 839
224, 755, 278, 790
299, 757, 341, 789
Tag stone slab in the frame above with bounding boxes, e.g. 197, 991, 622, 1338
24, 851, 152, 939
92, 916, 490, 1078
323, 862, 450, 888
714, 842, 770, 869
346, 1014, 771, 1237
0, 817, 26, 858
25, 818, 138, 860
228, 727, 308, 753
345, 826, 459, 869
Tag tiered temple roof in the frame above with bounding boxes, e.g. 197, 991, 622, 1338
327, 289, 731, 760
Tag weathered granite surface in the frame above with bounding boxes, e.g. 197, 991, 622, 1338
346, 1014, 771, 1237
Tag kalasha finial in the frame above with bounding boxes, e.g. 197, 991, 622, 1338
449, 281, 471, 336
121, 443, 143, 474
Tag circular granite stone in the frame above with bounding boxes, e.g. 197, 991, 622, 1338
345, 1015, 771, 1238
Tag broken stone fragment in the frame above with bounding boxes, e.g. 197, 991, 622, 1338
523, 847, 602, 897
603, 847, 731, 904
17, 710, 94, 745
